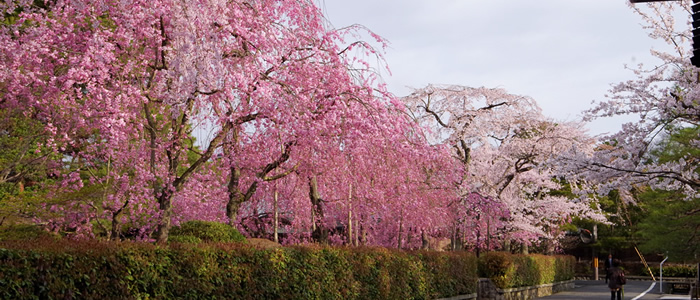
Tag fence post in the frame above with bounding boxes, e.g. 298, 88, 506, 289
593, 257, 599, 281
694, 263, 699, 300
659, 256, 668, 294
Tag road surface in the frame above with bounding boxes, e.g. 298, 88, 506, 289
535, 280, 691, 300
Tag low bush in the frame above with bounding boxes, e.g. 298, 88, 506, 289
419, 250, 478, 297
0, 239, 478, 300
169, 220, 246, 243
0, 224, 59, 241
648, 265, 698, 278
168, 234, 202, 244
478, 251, 512, 288
478, 252, 575, 289
0, 231, 576, 298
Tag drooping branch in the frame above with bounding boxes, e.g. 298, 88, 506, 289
460, 139, 471, 165
257, 140, 296, 179
172, 120, 233, 189
589, 162, 700, 191
478, 101, 508, 111
420, 95, 450, 129
142, 102, 158, 182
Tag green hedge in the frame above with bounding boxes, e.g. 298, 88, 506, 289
0, 236, 576, 299
169, 220, 246, 243
0, 240, 477, 300
648, 265, 698, 278
478, 252, 575, 289
0, 224, 60, 241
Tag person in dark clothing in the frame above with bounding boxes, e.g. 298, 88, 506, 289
607, 259, 625, 300
604, 254, 614, 283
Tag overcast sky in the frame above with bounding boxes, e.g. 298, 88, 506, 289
320, 1, 684, 136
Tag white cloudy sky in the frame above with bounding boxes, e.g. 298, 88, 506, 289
320, 0, 685, 136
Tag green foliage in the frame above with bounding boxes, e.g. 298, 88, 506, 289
566, 189, 642, 256
633, 126, 700, 262
418, 250, 478, 298
649, 125, 700, 167
0, 224, 59, 241
0, 240, 479, 300
169, 220, 246, 243
647, 265, 698, 278
477, 252, 575, 289
634, 189, 700, 262
0, 108, 55, 224
478, 252, 513, 288
167, 235, 202, 244
567, 126, 700, 264
1, 0, 53, 26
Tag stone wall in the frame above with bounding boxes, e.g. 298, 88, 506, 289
435, 293, 477, 300
476, 278, 575, 300
435, 278, 575, 300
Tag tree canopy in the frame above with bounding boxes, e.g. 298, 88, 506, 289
2, 0, 695, 258
0, 0, 462, 246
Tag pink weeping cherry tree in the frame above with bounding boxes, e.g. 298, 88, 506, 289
218, 95, 464, 247
0, 0, 461, 244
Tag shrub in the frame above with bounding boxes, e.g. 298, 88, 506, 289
168, 234, 202, 244
0, 224, 58, 241
478, 252, 575, 289
170, 220, 246, 243
478, 252, 513, 288
648, 265, 698, 278
418, 250, 478, 298
0, 239, 479, 300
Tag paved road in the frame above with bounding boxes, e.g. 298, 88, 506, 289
535, 280, 691, 300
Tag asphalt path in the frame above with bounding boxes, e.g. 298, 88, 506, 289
535, 280, 690, 300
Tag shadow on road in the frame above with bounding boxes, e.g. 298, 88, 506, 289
535, 280, 677, 300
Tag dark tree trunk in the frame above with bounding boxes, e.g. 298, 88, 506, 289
309, 176, 328, 243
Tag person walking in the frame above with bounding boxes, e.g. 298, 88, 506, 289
607, 259, 626, 300
604, 254, 614, 283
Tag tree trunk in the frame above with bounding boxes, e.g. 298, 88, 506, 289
486, 215, 491, 251
155, 193, 173, 243
476, 213, 481, 257
226, 166, 242, 224
358, 215, 366, 246
309, 176, 327, 243
225, 163, 259, 225
453, 225, 462, 250
109, 200, 129, 241
407, 227, 413, 249
354, 218, 360, 246
225, 132, 290, 226
110, 214, 121, 241
397, 210, 404, 249
274, 188, 279, 243
347, 183, 353, 245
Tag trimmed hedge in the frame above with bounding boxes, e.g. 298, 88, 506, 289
0, 240, 477, 300
169, 220, 246, 243
478, 251, 575, 289
0, 236, 576, 299
648, 265, 698, 278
